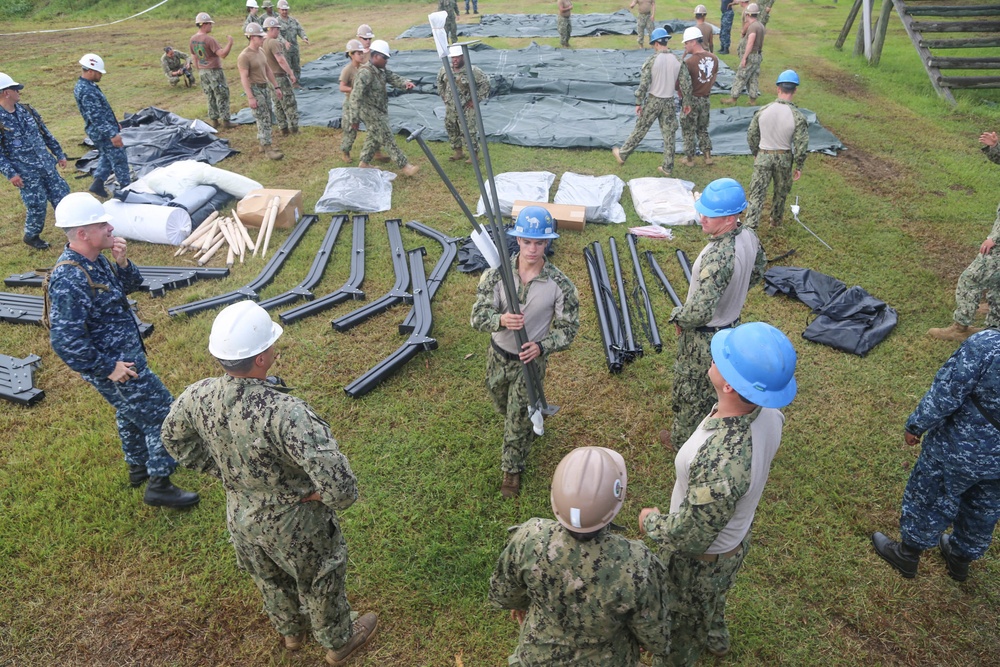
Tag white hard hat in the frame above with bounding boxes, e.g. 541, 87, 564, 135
262, 16, 280, 29
246, 0, 258, 6
195, 12, 214, 24
209, 301, 283, 360
357, 24, 374, 39
0, 72, 24, 91
746, 2, 760, 12
683, 26, 703, 42
277, 0, 289, 8
55, 192, 113, 229
694, 4, 708, 13
79, 53, 106, 74
245, 22, 264, 37
369, 39, 391, 58
448, 44, 463, 58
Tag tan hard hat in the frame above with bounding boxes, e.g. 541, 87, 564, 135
357, 24, 374, 39
694, 4, 708, 13
346, 38, 364, 54
195, 12, 213, 25
262, 16, 280, 29
747, 2, 760, 12
245, 22, 265, 37
277, 0, 289, 8
550, 447, 627, 533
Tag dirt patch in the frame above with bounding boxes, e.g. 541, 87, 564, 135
807, 67, 871, 101
832, 146, 911, 198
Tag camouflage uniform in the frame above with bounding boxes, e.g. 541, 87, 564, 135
73, 77, 131, 188
719, 3, 735, 53
669, 227, 765, 444
557, 15, 572, 48
618, 52, 680, 174
161, 51, 194, 86
436, 62, 490, 152
471, 256, 580, 474
349, 62, 413, 168
489, 518, 670, 665
952, 146, 1000, 328
439, 0, 459, 43
744, 99, 809, 231
161, 375, 359, 649
249, 83, 275, 145
898, 329, 1000, 560
264, 37, 298, 133
465, 0, 478, 12
643, 406, 783, 665
757, 0, 775, 26
636, 13, 654, 47
678, 52, 719, 161
198, 68, 231, 123
340, 61, 359, 155
49, 247, 177, 478
729, 23, 763, 102
278, 15, 308, 80
243, 12, 262, 30
0, 101, 70, 238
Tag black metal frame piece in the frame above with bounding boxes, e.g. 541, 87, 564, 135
677, 249, 693, 284
0, 292, 152, 337
5, 266, 230, 298
646, 251, 683, 308
343, 248, 437, 398
626, 234, 662, 353
609, 236, 641, 360
399, 221, 459, 335
0, 353, 43, 406
168, 214, 319, 317
332, 219, 410, 332
258, 215, 346, 312
584, 245, 623, 374
278, 215, 367, 325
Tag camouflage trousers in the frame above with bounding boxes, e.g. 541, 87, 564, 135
272, 74, 299, 132
91, 137, 132, 188
465, 0, 477, 10
231, 502, 353, 650
899, 447, 1000, 560
620, 95, 678, 174
287, 44, 302, 81
744, 150, 793, 232
653, 538, 750, 667
82, 364, 177, 477
340, 101, 357, 154
680, 96, 712, 159
671, 328, 715, 446
199, 67, 231, 122
953, 240, 1000, 327
636, 13, 654, 47
445, 103, 479, 152
719, 10, 734, 52
17, 165, 70, 236
558, 16, 571, 47
729, 53, 763, 101
486, 346, 547, 474
445, 11, 458, 43
358, 110, 409, 168
249, 83, 275, 146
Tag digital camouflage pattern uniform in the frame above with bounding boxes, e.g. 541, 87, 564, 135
249, 83, 275, 145
729, 22, 764, 102
265, 36, 298, 133
0, 101, 70, 238
161, 375, 360, 649
678, 51, 719, 161
757, 0, 775, 26
636, 12, 654, 48
440, 0, 459, 43
349, 62, 413, 168
643, 407, 768, 666
719, 1, 734, 53
278, 15, 308, 80
898, 329, 1000, 560
161, 51, 194, 86
557, 15, 572, 48
244, 11, 262, 30
618, 51, 680, 174
471, 256, 579, 474
73, 77, 131, 188
190, 35, 231, 124
744, 99, 809, 231
951, 146, 1000, 328
49, 247, 177, 478
489, 518, 671, 666
436, 62, 490, 152
669, 228, 765, 445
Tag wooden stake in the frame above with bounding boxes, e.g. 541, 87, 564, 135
174, 212, 218, 255
200, 218, 221, 253
253, 200, 273, 257
198, 236, 227, 266
232, 211, 256, 251
260, 195, 281, 260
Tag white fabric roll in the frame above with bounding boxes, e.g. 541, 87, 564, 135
102, 200, 193, 245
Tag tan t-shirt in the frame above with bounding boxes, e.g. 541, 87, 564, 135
633, 0, 655, 14
238, 46, 269, 85
697, 22, 714, 52
190, 33, 223, 69
746, 21, 765, 53
262, 37, 286, 75
340, 61, 358, 97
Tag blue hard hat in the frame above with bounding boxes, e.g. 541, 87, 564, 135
650, 27, 671, 43
508, 205, 560, 239
694, 178, 747, 217
776, 69, 800, 86
711, 322, 797, 408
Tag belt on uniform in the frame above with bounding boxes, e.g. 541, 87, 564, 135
491, 339, 521, 362
759, 149, 791, 154
694, 321, 735, 333
693, 545, 743, 562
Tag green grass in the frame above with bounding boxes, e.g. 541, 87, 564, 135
2, 1, 1000, 665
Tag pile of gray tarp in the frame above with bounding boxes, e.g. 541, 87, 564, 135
236, 44, 844, 156
397, 9, 694, 39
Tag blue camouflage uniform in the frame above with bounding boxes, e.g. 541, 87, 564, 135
900, 328, 1000, 560
48, 246, 177, 478
73, 77, 131, 188
0, 102, 70, 237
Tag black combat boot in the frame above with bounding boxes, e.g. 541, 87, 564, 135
128, 463, 149, 487
143, 476, 200, 508
88, 179, 109, 198
871, 532, 921, 578
939, 533, 972, 582
22, 234, 50, 250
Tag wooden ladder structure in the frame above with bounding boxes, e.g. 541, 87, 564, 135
836, 0, 1000, 104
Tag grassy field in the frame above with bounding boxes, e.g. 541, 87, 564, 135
2, 0, 1000, 665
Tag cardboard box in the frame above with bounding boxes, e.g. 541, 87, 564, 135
511, 200, 586, 232
237, 189, 303, 229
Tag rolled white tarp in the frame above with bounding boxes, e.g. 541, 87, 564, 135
103, 199, 192, 245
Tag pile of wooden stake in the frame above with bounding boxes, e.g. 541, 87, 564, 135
172, 196, 283, 266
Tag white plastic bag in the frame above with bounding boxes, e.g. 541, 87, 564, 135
554, 172, 626, 224
627, 177, 698, 226
131, 160, 261, 199
315, 167, 397, 213
475, 171, 556, 218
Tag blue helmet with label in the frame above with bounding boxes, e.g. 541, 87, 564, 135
508, 205, 560, 239
650, 27, 671, 44
694, 178, 747, 217
776, 69, 800, 86
711, 322, 798, 408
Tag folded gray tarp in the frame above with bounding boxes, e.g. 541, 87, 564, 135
235, 44, 844, 156
398, 9, 693, 39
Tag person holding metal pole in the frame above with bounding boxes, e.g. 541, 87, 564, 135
471, 206, 580, 499
436, 44, 490, 163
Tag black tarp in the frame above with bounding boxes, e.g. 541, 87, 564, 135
77, 107, 239, 178
764, 266, 897, 356
398, 9, 694, 39
234, 44, 844, 156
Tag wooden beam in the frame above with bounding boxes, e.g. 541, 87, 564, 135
893, 0, 957, 103
836, 0, 865, 49
938, 75, 1000, 88
907, 5, 1000, 17
871, 0, 895, 65
921, 36, 1000, 48
910, 20, 1000, 32
928, 56, 1000, 68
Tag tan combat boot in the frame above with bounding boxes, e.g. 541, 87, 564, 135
657, 166, 671, 177
261, 144, 284, 160
221, 119, 237, 129
612, 146, 625, 165
500, 472, 520, 499
448, 149, 465, 161
720, 97, 736, 105
400, 163, 419, 177
283, 632, 306, 651
358, 161, 373, 168
341, 151, 352, 163
704, 150, 714, 165
325, 613, 378, 665
373, 151, 390, 164
681, 156, 695, 167
927, 322, 982, 341
748, 97, 758, 105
